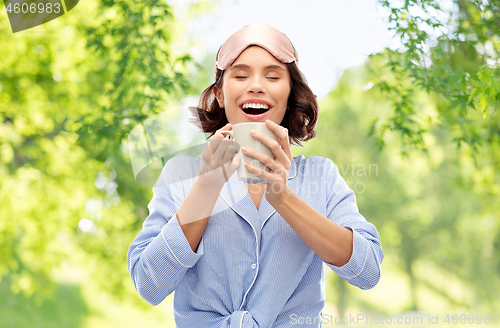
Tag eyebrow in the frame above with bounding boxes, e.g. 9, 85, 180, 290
230, 64, 286, 71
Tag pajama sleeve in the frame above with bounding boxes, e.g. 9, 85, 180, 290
322, 158, 384, 290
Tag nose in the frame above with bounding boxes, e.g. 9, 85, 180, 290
247, 76, 265, 94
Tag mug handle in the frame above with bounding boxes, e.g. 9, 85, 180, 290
219, 130, 233, 139
218, 131, 240, 167
219, 131, 237, 148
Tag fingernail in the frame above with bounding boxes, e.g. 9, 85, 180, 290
250, 130, 256, 135
241, 146, 247, 152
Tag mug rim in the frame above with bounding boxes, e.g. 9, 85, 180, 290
230, 121, 285, 131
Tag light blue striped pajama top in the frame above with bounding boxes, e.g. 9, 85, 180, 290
127, 155, 384, 328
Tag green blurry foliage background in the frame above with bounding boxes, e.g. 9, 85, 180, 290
0, 0, 498, 327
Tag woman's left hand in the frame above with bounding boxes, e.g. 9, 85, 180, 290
242, 119, 294, 206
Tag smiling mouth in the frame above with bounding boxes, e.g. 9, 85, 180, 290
242, 103, 270, 115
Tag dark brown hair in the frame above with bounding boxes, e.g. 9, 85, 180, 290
188, 61, 318, 146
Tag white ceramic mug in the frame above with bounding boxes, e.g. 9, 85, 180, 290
220, 122, 280, 184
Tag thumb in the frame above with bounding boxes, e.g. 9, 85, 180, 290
220, 123, 233, 130
229, 149, 241, 171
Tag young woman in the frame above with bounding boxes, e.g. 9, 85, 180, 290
127, 24, 383, 328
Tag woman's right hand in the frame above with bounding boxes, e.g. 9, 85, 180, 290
197, 123, 240, 189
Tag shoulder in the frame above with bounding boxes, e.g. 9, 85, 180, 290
164, 155, 200, 170
293, 155, 338, 177
156, 156, 200, 186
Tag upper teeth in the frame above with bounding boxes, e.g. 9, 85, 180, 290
243, 103, 269, 110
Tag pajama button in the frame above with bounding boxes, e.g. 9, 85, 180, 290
251, 263, 257, 269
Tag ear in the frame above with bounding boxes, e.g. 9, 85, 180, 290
213, 86, 224, 109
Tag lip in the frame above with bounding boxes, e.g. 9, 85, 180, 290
239, 98, 273, 121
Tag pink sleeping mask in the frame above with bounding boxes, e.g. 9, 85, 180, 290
214, 24, 297, 77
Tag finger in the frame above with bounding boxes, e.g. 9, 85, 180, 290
208, 124, 233, 155
207, 141, 215, 169
266, 120, 292, 160
212, 139, 235, 166
211, 123, 233, 140
206, 140, 235, 170
244, 162, 270, 181
207, 139, 224, 159
204, 123, 232, 170
279, 127, 292, 160
200, 150, 212, 173
201, 143, 225, 175
241, 147, 279, 172
250, 130, 290, 167
216, 148, 239, 183
200, 143, 213, 167
224, 148, 241, 172
220, 142, 237, 165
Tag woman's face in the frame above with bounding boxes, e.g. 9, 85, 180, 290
214, 46, 291, 125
